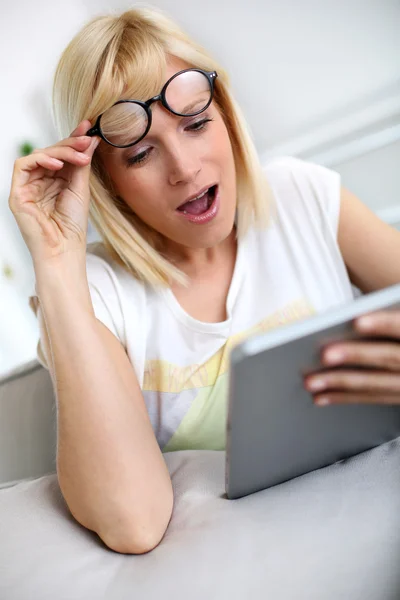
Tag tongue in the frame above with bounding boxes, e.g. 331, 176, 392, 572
179, 192, 209, 215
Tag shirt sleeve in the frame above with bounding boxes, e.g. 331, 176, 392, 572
265, 155, 342, 238
290, 158, 367, 300
28, 250, 126, 371
294, 157, 341, 236
264, 155, 360, 300
85, 252, 126, 344
28, 293, 50, 370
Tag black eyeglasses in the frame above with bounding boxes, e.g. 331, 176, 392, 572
86, 68, 218, 149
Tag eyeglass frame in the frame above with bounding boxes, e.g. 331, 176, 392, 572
86, 68, 218, 149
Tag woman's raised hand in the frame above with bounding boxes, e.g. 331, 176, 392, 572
8, 120, 100, 265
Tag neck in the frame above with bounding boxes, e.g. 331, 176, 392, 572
164, 227, 237, 278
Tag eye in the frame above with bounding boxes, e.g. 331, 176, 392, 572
126, 147, 152, 167
185, 117, 214, 132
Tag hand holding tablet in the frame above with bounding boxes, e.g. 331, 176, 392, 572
305, 305, 400, 407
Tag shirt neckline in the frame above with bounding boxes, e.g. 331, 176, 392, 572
160, 232, 246, 335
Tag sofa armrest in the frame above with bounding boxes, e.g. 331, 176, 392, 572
0, 360, 56, 488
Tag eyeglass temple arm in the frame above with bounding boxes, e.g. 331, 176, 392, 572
86, 126, 100, 137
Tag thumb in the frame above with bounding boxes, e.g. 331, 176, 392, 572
69, 136, 101, 196
83, 135, 101, 163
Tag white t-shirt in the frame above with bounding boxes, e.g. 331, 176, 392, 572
30, 156, 355, 452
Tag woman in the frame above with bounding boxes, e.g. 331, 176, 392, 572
8, 7, 400, 554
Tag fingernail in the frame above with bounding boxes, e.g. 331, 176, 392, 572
315, 397, 330, 406
92, 138, 101, 148
357, 316, 374, 330
307, 378, 327, 391
324, 348, 344, 364
50, 158, 63, 166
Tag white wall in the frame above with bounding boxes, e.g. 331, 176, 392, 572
1, 0, 399, 376
0, 1, 91, 375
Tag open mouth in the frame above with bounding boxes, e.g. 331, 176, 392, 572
177, 185, 218, 216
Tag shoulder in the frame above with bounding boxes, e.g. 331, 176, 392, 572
262, 155, 341, 234
85, 241, 146, 347
86, 242, 126, 315
86, 242, 149, 386
263, 155, 339, 192
86, 241, 122, 281
86, 241, 144, 294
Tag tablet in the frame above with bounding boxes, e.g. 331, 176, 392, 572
225, 283, 400, 499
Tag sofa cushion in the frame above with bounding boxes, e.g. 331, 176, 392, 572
1, 443, 400, 599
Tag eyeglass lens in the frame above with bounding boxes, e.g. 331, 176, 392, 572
99, 70, 212, 147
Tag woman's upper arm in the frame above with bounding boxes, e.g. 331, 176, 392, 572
338, 186, 400, 294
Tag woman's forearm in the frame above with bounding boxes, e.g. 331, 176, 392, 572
34, 258, 173, 554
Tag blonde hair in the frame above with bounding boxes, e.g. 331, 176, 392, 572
53, 5, 274, 286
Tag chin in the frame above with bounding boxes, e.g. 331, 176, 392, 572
179, 215, 236, 249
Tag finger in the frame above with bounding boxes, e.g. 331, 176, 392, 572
35, 121, 94, 154
80, 135, 100, 161
10, 153, 66, 204
354, 309, 400, 338
33, 146, 91, 166
313, 391, 400, 406
12, 148, 90, 188
67, 136, 100, 196
41, 136, 93, 153
321, 341, 400, 372
36, 133, 100, 164
305, 369, 400, 395
70, 120, 93, 138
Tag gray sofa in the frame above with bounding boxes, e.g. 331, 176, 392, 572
1, 360, 400, 599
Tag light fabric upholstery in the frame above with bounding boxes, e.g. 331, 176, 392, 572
1, 444, 400, 599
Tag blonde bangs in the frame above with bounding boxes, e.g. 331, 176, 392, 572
84, 22, 168, 127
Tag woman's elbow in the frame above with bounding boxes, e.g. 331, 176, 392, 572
97, 500, 173, 555
99, 520, 168, 555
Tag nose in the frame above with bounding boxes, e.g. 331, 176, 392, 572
167, 141, 201, 187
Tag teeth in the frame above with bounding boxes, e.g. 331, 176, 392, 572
188, 189, 208, 203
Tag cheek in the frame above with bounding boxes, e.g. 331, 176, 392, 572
216, 130, 236, 187
106, 163, 157, 211
119, 177, 160, 214
214, 123, 235, 165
